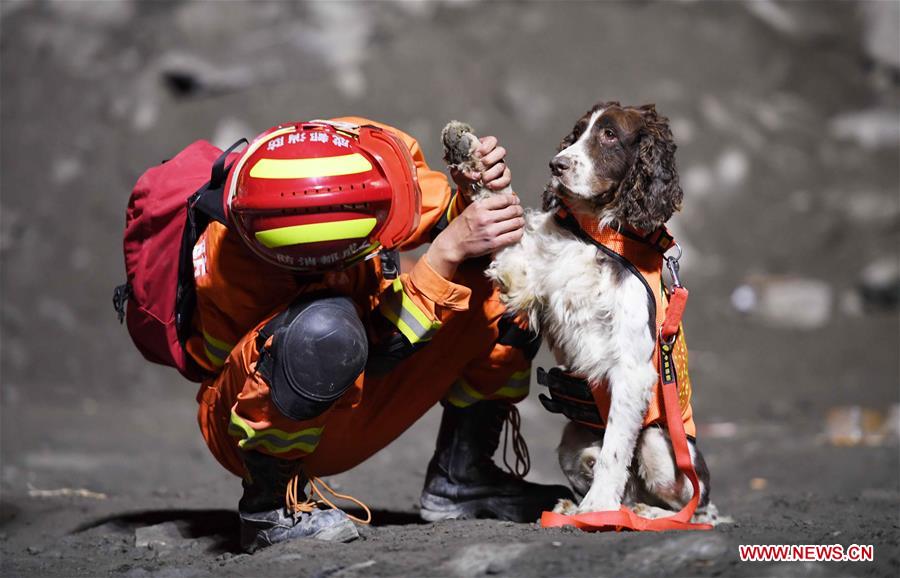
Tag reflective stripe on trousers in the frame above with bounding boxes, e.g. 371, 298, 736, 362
228, 410, 324, 455
445, 369, 531, 408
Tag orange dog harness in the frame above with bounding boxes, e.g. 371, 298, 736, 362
537, 206, 711, 532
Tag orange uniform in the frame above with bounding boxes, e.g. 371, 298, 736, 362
190, 118, 531, 479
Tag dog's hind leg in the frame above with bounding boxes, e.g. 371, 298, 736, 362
634, 427, 710, 511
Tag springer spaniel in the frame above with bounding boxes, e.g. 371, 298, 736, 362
484, 102, 712, 518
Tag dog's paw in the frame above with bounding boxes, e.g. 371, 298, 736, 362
576, 494, 620, 514
631, 502, 675, 520
691, 503, 734, 527
552, 498, 578, 515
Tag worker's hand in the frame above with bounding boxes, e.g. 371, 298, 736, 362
426, 193, 524, 279
450, 136, 512, 193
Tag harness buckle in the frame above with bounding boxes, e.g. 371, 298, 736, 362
664, 243, 683, 289
112, 283, 131, 324
659, 326, 678, 347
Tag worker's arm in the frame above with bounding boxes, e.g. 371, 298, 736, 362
368, 194, 525, 372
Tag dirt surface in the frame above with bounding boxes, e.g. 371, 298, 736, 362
1, 1, 898, 577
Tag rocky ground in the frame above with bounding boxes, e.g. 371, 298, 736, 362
1, 1, 898, 577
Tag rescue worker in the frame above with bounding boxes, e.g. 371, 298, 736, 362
189, 118, 571, 551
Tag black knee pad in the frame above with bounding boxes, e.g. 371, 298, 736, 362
266, 297, 368, 422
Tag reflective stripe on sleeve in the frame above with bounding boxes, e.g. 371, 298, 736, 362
203, 330, 234, 368
228, 411, 324, 455
445, 378, 487, 408
379, 278, 441, 345
492, 368, 531, 400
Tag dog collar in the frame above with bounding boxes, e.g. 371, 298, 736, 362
553, 207, 674, 275
554, 202, 675, 257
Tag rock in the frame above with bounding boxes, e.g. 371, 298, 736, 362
47, 0, 136, 28
858, 257, 900, 311
157, 53, 257, 98
445, 542, 528, 577
750, 477, 768, 490
730, 285, 757, 314
716, 148, 749, 189
681, 148, 749, 199
37, 297, 79, 333
499, 75, 553, 131
212, 118, 252, 151
134, 522, 188, 551
742, 0, 838, 40
742, 0, 798, 36
859, 1, 900, 70
841, 190, 900, 226
826, 405, 899, 447
303, 3, 373, 100
765, 561, 829, 577
51, 157, 83, 186
620, 533, 728, 575
732, 277, 833, 330
682, 165, 715, 199
828, 109, 900, 150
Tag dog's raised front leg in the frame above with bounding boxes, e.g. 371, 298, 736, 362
577, 359, 656, 512
486, 237, 540, 320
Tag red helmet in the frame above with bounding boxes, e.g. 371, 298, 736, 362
225, 120, 421, 271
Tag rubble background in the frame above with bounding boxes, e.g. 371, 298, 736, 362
1, 1, 898, 576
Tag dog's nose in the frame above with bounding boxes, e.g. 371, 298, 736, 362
550, 155, 572, 176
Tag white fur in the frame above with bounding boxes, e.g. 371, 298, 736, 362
487, 209, 657, 512
636, 426, 702, 509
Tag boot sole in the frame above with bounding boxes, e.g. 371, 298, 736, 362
419, 492, 542, 523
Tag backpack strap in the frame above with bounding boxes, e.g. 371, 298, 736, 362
175, 138, 247, 343
192, 138, 247, 225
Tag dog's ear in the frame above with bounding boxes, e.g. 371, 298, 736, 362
616, 105, 682, 231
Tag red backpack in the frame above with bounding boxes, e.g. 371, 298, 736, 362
113, 139, 246, 382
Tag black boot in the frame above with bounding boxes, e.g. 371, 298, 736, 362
420, 401, 573, 522
239, 451, 358, 552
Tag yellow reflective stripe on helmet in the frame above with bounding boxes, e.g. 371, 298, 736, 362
445, 378, 486, 408
249, 153, 373, 180
228, 411, 324, 454
202, 330, 234, 367
255, 218, 377, 249
379, 279, 441, 344
493, 369, 531, 399
226, 126, 296, 211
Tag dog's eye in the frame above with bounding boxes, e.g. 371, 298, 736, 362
601, 128, 616, 140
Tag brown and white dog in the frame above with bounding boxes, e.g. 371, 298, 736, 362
487, 102, 712, 519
